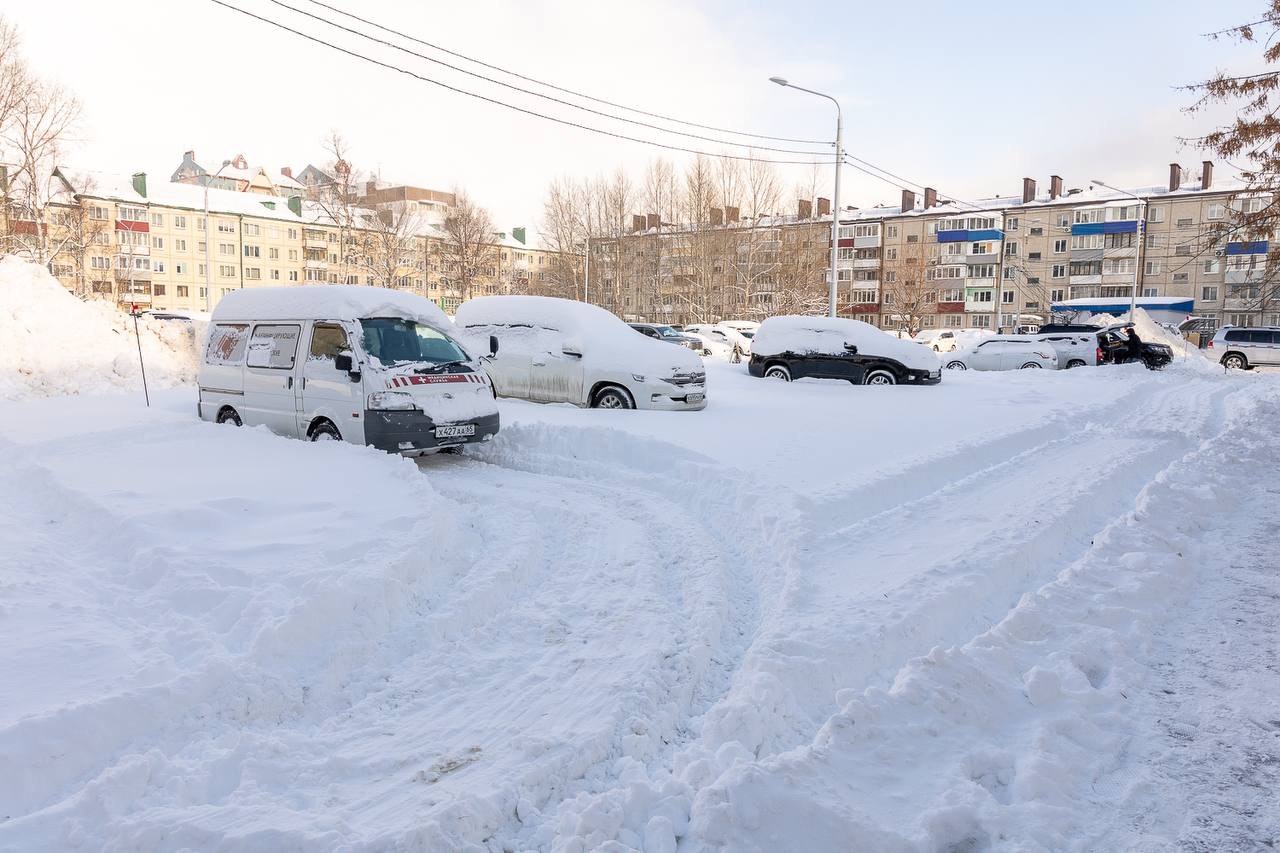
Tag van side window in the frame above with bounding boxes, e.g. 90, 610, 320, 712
309, 324, 350, 361
246, 324, 301, 369
205, 323, 250, 364
1224, 330, 1247, 342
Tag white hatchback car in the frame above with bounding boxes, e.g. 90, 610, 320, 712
684, 323, 752, 361
455, 296, 707, 410
943, 336, 1062, 371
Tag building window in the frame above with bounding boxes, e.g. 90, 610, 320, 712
177, 285, 189, 297
245, 267, 261, 280
1051, 288, 1065, 301
1145, 260, 1161, 275
1143, 287, 1159, 297
1071, 234, 1104, 250
1207, 203, 1225, 220
1104, 232, 1135, 249
174, 215, 187, 229
1075, 208, 1103, 224
289, 270, 299, 281
969, 264, 996, 279
118, 205, 146, 222
1052, 264, 1066, 278
1001, 290, 1014, 303
1004, 241, 1019, 256
270, 269, 280, 280
944, 314, 963, 327
1006, 217, 1019, 230
1106, 204, 1140, 221
1173, 273, 1189, 283
244, 245, 260, 258
154, 261, 166, 273
152, 236, 164, 249
971, 315, 992, 327
150, 213, 164, 227
218, 264, 235, 277
89, 205, 109, 220
971, 290, 993, 303
268, 247, 279, 259
1053, 239, 1067, 253
886, 225, 898, 238
1147, 206, 1165, 223
244, 223, 261, 236
1203, 259, 1220, 274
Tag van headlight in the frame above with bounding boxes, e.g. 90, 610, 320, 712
367, 391, 419, 411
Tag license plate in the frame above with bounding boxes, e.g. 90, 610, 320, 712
436, 424, 476, 438
686, 393, 705, 403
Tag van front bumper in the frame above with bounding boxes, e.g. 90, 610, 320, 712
363, 410, 500, 454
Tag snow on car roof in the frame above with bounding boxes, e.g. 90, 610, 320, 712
210, 285, 450, 327
753, 315, 939, 371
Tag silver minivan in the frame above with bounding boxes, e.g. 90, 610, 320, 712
1209, 326, 1280, 369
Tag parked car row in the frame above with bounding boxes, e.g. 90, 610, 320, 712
198, 286, 1185, 459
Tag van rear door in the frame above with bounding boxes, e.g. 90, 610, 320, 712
243, 323, 302, 437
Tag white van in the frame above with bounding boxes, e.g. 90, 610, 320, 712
198, 286, 500, 454
454, 295, 707, 410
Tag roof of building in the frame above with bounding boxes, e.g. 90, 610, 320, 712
58, 167, 307, 223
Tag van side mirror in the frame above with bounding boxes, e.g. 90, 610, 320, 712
489, 335, 499, 356
334, 353, 353, 372
843, 343, 858, 354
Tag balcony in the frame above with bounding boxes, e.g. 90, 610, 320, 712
1070, 248, 1103, 261
852, 257, 880, 269
1102, 273, 1136, 285
1226, 268, 1265, 284
304, 238, 329, 250
1070, 274, 1102, 285
113, 268, 152, 282
1102, 246, 1137, 258
853, 235, 881, 249
305, 259, 328, 270
114, 245, 149, 257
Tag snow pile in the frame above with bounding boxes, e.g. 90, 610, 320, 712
752, 315, 940, 370
1095, 307, 1211, 366
0, 256, 200, 400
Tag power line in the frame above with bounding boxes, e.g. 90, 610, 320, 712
299, 0, 830, 147
264, 0, 830, 156
206, 0, 839, 167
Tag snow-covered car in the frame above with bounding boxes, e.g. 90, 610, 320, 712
943, 336, 1062, 371
199, 286, 500, 454
628, 323, 703, 351
456, 296, 707, 410
913, 329, 960, 352
1031, 332, 1102, 368
681, 330, 735, 361
685, 323, 752, 362
747, 315, 942, 385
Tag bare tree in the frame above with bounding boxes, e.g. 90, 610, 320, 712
1185, 4, 1280, 321
358, 205, 424, 289
0, 16, 26, 141
539, 175, 589, 300
311, 131, 364, 284
881, 253, 935, 336
438, 188, 497, 302
2, 78, 79, 265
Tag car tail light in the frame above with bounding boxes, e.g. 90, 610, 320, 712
1096, 346, 1104, 362
1207, 339, 1214, 348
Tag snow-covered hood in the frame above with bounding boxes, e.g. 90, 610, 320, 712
754, 316, 940, 371
374, 363, 498, 422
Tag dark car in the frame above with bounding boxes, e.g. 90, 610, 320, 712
746, 316, 942, 386
629, 323, 702, 351
1098, 324, 1173, 370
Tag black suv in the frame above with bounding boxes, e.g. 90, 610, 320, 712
1098, 324, 1173, 369
747, 318, 941, 386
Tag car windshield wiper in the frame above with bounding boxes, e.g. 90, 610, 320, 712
413, 359, 467, 374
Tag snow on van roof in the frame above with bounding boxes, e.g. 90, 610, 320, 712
211, 285, 450, 327
753, 315, 939, 371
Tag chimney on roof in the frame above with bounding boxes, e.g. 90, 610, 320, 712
281, 166, 293, 179
0, 165, 7, 194
646, 212, 659, 230
287, 195, 302, 217
901, 189, 916, 212
1050, 175, 1063, 200
184, 149, 195, 161
1022, 177, 1036, 204
1201, 160, 1213, 191
816, 197, 830, 217
232, 154, 247, 170
924, 187, 937, 209
131, 172, 147, 198
725, 205, 740, 222
512, 226, 526, 244
365, 180, 378, 196
797, 199, 812, 219
710, 207, 723, 226
631, 214, 645, 232
1169, 163, 1182, 192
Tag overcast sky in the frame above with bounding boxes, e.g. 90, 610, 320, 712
13, 0, 1264, 235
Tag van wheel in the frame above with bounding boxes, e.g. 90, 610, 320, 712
764, 364, 791, 381
310, 420, 342, 441
216, 407, 242, 426
1222, 353, 1248, 370
1066, 359, 1086, 369
593, 386, 633, 409
864, 369, 897, 385
945, 361, 966, 370
1020, 362, 1043, 369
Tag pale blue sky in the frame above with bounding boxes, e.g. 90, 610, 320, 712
13, 0, 1265, 228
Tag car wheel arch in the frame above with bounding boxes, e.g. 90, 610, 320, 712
589, 381, 636, 408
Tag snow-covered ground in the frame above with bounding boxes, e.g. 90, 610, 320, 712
1, 267, 1277, 851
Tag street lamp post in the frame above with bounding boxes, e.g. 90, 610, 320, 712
770, 76, 842, 318
203, 160, 233, 313
1091, 179, 1147, 320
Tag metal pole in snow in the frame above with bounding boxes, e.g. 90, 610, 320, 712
131, 307, 150, 407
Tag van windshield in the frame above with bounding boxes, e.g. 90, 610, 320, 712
360, 318, 469, 366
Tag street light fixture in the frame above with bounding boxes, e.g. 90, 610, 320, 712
770, 75, 842, 318
203, 159, 233, 313
1091, 178, 1147, 319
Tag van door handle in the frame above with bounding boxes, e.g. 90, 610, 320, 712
532, 360, 547, 366
286, 376, 294, 389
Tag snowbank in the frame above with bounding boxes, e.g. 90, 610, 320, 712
0, 256, 200, 400
752, 315, 940, 371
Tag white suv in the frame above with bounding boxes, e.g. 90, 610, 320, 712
1210, 326, 1280, 369
944, 336, 1062, 371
